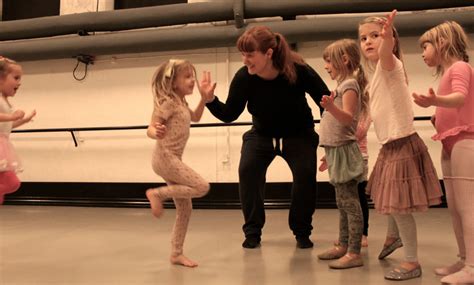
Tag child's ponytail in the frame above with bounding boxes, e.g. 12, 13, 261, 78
355, 64, 370, 118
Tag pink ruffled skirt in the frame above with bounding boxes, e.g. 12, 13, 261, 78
367, 133, 443, 214
0, 134, 22, 173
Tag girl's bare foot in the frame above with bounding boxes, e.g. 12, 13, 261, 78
146, 189, 163, 218
361, 235, 368, 247
170, 254, 198, 268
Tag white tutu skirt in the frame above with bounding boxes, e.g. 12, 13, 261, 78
0, 134, 22, 173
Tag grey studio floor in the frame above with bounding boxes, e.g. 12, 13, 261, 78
0, 206, 460, 285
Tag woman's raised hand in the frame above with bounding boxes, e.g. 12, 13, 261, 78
198, 71, 217, 103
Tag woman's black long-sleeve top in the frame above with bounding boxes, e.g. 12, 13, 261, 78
206, 63, 329, 138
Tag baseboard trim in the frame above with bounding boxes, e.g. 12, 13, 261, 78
4, 181, 447, 209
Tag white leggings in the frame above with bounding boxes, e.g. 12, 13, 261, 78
441, 139, 474, 266
386, 214, 418, 263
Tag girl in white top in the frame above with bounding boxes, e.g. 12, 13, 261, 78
359, 10, 443, 280
0, 57, 36, 204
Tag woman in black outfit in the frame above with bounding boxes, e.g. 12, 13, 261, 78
199, 26, 329, 249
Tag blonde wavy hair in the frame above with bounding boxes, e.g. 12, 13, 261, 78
0, 56, 19, 78
419, 21, 470, 76
323, 39, 370, 117
151, 59, 196, 107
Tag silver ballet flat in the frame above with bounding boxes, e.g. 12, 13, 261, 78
378, 237, 403, 259
384, 266, 422, 281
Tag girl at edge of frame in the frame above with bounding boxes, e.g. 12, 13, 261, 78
413, 20, 474, 284
0, 57, 36, 204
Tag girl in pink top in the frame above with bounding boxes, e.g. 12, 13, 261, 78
413, 21, 474, 284
0, 57, 36, 204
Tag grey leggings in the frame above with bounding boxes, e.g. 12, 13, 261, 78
335, 180, 363, 254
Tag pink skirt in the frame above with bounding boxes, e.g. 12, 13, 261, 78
367, 133, 443, 214
0, 134, 22, 173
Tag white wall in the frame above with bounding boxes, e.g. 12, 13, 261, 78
10, 29, 474, 183
60, 0, 114, 14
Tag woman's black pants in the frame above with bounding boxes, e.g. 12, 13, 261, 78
238, 128, 318, 239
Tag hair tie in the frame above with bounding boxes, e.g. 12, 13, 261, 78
275, 34, 281, 45
164, 59, 178, 78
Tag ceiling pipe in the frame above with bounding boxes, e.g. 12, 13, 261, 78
0, 0, 473, 41
233, 0, 245, 29
244, 0, 474, 18
0, 2, 233, 41
1, 9, 473, 62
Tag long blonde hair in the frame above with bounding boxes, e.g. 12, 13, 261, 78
151, 59, 195, 107
323, 39, 369, 117
419, 21, 470, 76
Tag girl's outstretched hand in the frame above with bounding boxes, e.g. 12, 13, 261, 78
11, 109, 36, 128
198, 71, 217, 103
320, 91, 336, 110
412, 88, 436, 108
380, 9, 397, 39
24, 110, 37, 123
